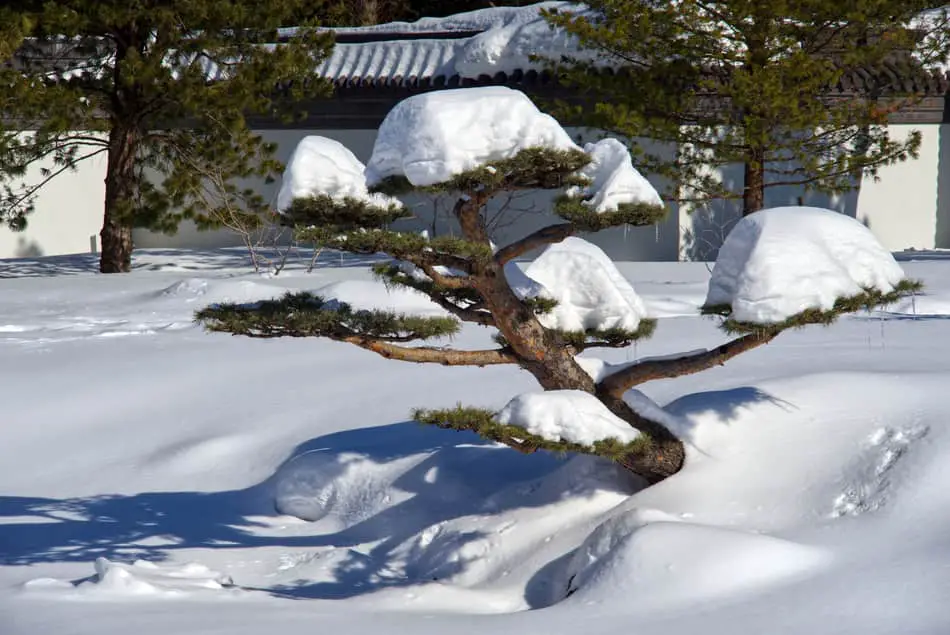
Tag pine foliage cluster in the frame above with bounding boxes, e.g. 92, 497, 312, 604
543, 0, 950, 214
0, 1, 336, 271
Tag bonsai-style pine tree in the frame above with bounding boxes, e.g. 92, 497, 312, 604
0, 1, 335, 273
543, 1, 950, 215
196, 87, 919, 484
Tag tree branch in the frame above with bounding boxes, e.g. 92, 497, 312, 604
418, 263, 474, 289
494, 222, 576, 265
342, 337, 516, 366
1, 147, 108, 211
598, 331, 779, 397
426, 294, 496, 327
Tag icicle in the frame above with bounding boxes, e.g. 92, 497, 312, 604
879, 310, 886, 352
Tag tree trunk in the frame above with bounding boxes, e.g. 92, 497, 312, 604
455, 196, 685, 483
742, 146, 766, 216
99, 125, 139, 274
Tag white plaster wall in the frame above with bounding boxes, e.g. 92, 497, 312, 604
677, 124, 940, 260
134, 128, 682, 262
854, 125, 939, 251
932, 124, 950, 249
0, 133, 106, 259
10, 124, 939, 262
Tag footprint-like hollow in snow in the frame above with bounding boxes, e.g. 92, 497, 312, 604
832, 425, 929, 518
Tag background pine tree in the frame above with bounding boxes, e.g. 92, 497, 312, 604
0, 1, 335, 272
544, 1, 950, 216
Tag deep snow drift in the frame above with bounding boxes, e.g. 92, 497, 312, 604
2, 247, 950, 635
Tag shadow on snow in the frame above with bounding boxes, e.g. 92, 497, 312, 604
0, 248, 382, 278
0, 421, 562, 601
0, 386, 778, 603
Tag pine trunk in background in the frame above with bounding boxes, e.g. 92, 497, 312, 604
99, 126, 139, 274
742, 147, 766, 216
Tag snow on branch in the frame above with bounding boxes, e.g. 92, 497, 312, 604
364, 86, 581, 188
703, 206, 922, 333
413, 400, 649, 460
704, 280, 923, 336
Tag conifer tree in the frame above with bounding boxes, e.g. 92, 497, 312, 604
194, 88, 919, 484
544, 1, 950, 215
0, 1, 335, 272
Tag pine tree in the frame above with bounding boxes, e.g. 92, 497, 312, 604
544, 1, 950, 215
193, 88, 919, 484
0, 1, 335, 272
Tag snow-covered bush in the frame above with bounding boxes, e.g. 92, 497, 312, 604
197, 86, 918, 484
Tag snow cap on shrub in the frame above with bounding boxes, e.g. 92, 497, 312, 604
705, 206, 906, 324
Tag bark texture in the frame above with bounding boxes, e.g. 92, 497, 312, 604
742, 146, 766, 216
100, 124, 139, 273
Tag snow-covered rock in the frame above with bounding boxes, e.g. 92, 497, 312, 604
364, 86, 579, 187
524, 236, 649, 332
276, 135, 399, 212
564, 139, 662, 212
705, 206, 907, 324
496, 390, 641, 446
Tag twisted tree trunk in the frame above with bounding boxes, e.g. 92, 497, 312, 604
456, 195, 686, 484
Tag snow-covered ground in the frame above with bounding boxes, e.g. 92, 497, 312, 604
3, 247, 950, 634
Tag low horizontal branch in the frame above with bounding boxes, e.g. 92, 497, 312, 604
346, 339, 516, 366
494, 222, 576, 265
418, 263, 474, 290
598, 332, 779, 396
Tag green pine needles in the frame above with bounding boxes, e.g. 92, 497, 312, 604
544, 1, 950, 215
0, 1, 338, 272
283, 195, 410, 229
412, 405, 651, 461
194, 143, 688, 479
703, 279, 923, 336
197, 292, 460, 341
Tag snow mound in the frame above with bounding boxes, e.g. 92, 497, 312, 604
364, 86, 578, 187
25, 558, 236, 597
524, 237, 649, 331
275, 451, 415, 525
276, 136, 399, 212
705, 207, 906, 324
565, 507, 683, 594
158, 277, 288, 304
568, 521, 829, 610
564, 139, 662, 212
496, 390, 641, 446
